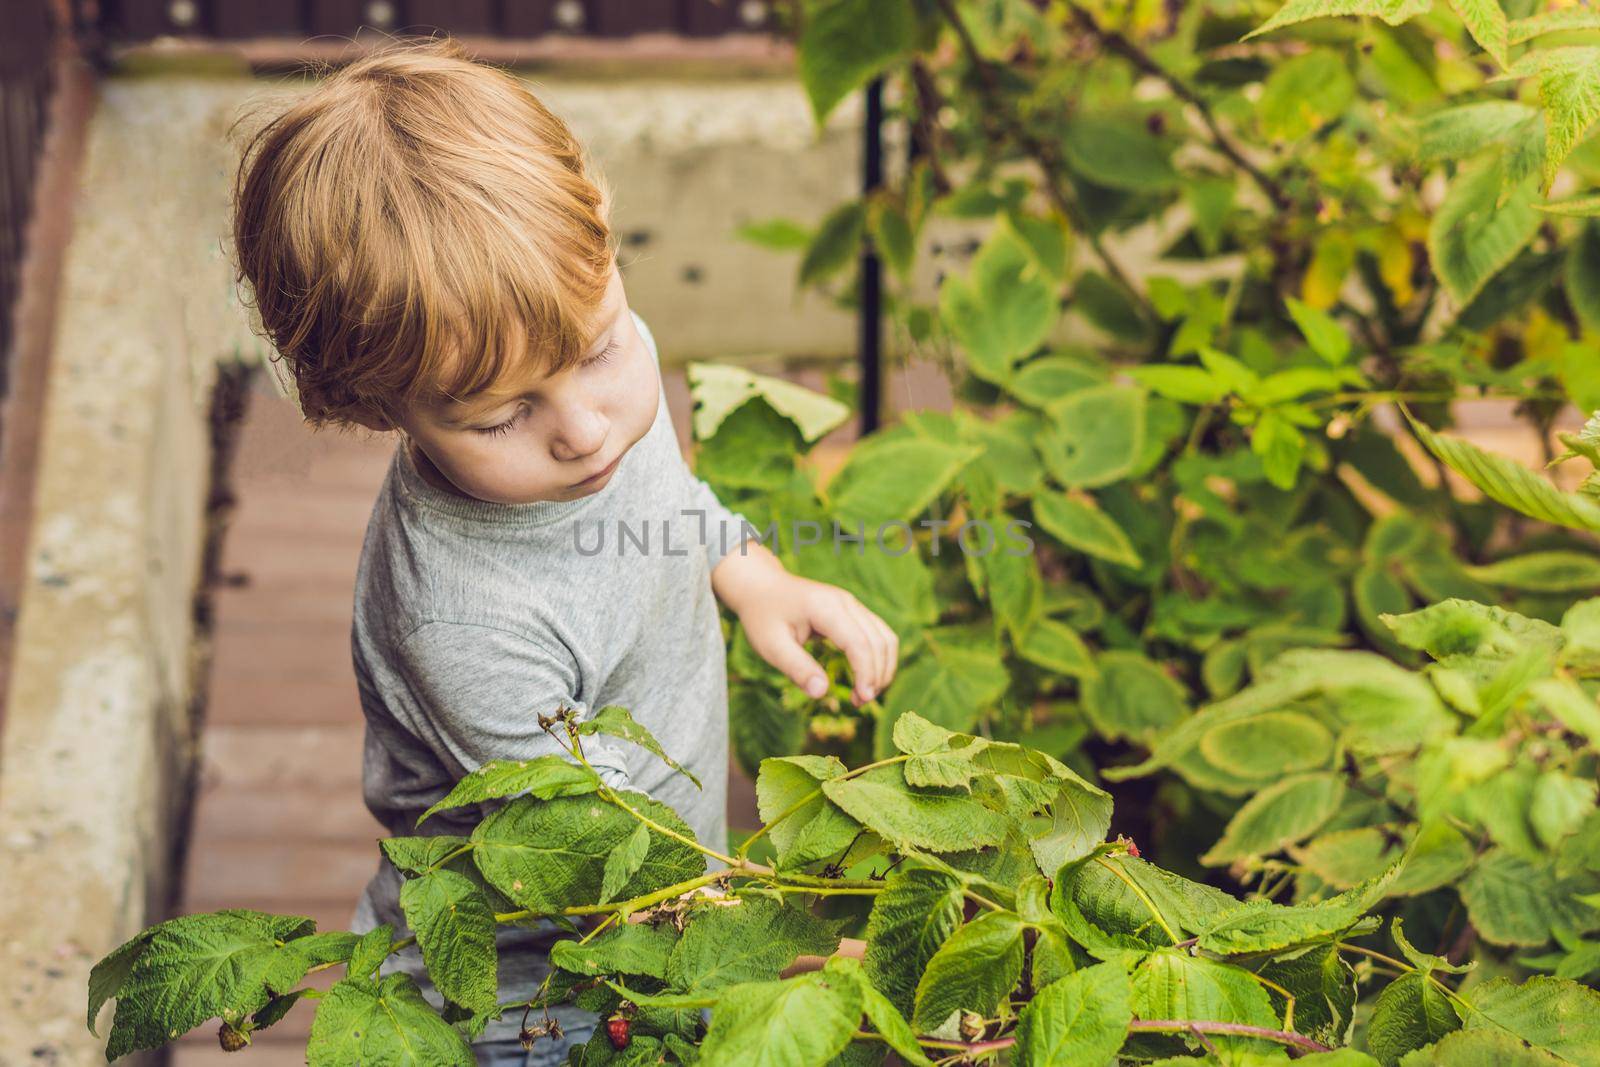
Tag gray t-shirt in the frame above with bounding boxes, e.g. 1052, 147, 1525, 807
347, 314, 739, 1044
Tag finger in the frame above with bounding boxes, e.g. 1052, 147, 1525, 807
865, 609, 899, 695
812, 598, 879, 703
748, 621, 829, 698
844, 598, 892, 701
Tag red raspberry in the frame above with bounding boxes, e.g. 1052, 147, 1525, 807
606, 1016, 631, 1050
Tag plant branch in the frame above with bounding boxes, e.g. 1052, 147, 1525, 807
1064, 2, 1289, 211
907, 1019, 1332, 1055
934, 0, 1161, 331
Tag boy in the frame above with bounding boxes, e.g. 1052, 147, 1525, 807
230, 37, 898, 1065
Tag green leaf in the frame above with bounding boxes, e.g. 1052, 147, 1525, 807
1467, 551, 1600, 592
872, 200, 916, 279
417, 756, 599, 826
1131, 949, 1278, 1034
1203, 772, 1347, 865
799, 201, 866, 287
1033, 491, 1142, 567
1463, 976, 1600, 1066
101, 910, 322, 1059
87, 930, 153, 1037
1531, 771, 1598, 849
911, 911, 1026, 1031
1082, 652, 1188, 742
1537, 193, 1600, 217
756, 755, 859, 870
863, 867, 967, 1017
826, 434, 981, 527
1286, 296, 1354, 364
1039, 386, 1147, 489
1253, 409, 1306, 490
852, 966, 934, 1067
1245, 0, 1434, 40
307, 973, 474, 1066
667, 897, 841, 992
346, 925, 394, 981
1016, 618, 1096, 679
1197, 868, 1398, 955
1199, 711, 1335, 780
1062, 115, 1180, 191
1006, 354, 1108, 408
797, 0, 915, 123
821, 764, 1010, 852
1128, 364, 1228, 405
939, 226, 1059, 384
1530, 677, 1600, 743
600, 823, 653, 906
880, 631, 1009, 735
687, 362, 851, 444
1568, 223, 1600, 334
735, 217, 811, 250
549, 923, 678, 979
697, 970, 864, 1067
1460, 849, 1594, 946
1260, 50, 1357, 140
1029, 781, 1115, 875
1260, 943, 1359, 1049
398, 869, 498, 1017
578, 706, 702, 789
1369, 972, 1462, 1067
1409, 412, 1600, 532
1015, 962, 1133, 1066
381, 836, 472, 876
472, 793, 704, 914
1428, 154, 1540, 304
1447, 0, 1508, 67
1507, 47, 1600, 191
1397, 1028, 1569, 1066
1052, 851, 1243, 956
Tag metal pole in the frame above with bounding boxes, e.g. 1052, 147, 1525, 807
858, 76, 884, 436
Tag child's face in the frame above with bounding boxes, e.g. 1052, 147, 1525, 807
397, 268, 660, 505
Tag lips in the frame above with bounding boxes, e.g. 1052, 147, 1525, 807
571, 453, 621, 489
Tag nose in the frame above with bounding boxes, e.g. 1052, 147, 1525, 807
547, 398, 609, 462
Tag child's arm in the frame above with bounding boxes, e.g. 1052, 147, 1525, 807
392, 619, 633, 786
711, 541, 899, 707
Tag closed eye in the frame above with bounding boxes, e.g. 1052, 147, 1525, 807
471, 340, 618, 438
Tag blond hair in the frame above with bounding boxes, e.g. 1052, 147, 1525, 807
231, 36, 615, 429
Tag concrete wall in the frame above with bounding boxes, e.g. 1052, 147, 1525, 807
0, 65, 859, 1064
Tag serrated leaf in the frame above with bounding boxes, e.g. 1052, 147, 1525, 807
600, 823, 653, 906
550, 923, 678, 980
1199, 711, 1335, 780
399, 869, 498, 1017
687, 362, 851, 444
1052, 851, 1243, 957
1460, 849, 1595, 946
1429, 155, 1539, 304
1447, 0, 1508, 68
1462, 975, 1600, 1066
940, 226, 1060, 383
853, 969, 934, 1067
1409, 413, 1600, 531
863, 867, 967, 1017
381, 836, 473, 875
1033, 490, 1143, 567
472, 793, 704, 914
666, 897, 842, 992
87, 930, 154, 1037
826, 434, 981, 527
1006, 354, 1108, 408
416, 755, 599, 827
578, 706, 702, 788
1369, 972, 1462, 1066
1015, 961, 1132, 1066
1131, 950, 1277, 1037
1029, 782, 1115, 875
756, 755, 859, 870
346, 925, 394, 982
1398, 1028, 1568, 1065
1082, 651, 1188, 742
307, 973, 473, 1066
1509, 47, 1600, 191
911, 911, 1026, 1031
101, 910, 321, 1059
1197, 867, 1398, 955
1203, 772, 1347, 865
1467, 551, 1600, 592
697, 970, 864, 1067
821, 764, 1010, 852
1260, 943, 1359, 1049
1039, 386, 1147, 489
1016, 617, 1096, 679
1244, 0, 1433, 40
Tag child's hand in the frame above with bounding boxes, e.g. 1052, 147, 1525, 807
712, 543, 898, 706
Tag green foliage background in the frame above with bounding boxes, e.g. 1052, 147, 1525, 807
83, 0, 1600, 1064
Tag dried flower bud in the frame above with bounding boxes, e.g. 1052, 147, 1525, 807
218, 1022, 248, 1052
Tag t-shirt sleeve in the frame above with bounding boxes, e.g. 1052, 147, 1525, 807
393, 619, 633, 789
631, 311, 755, 573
